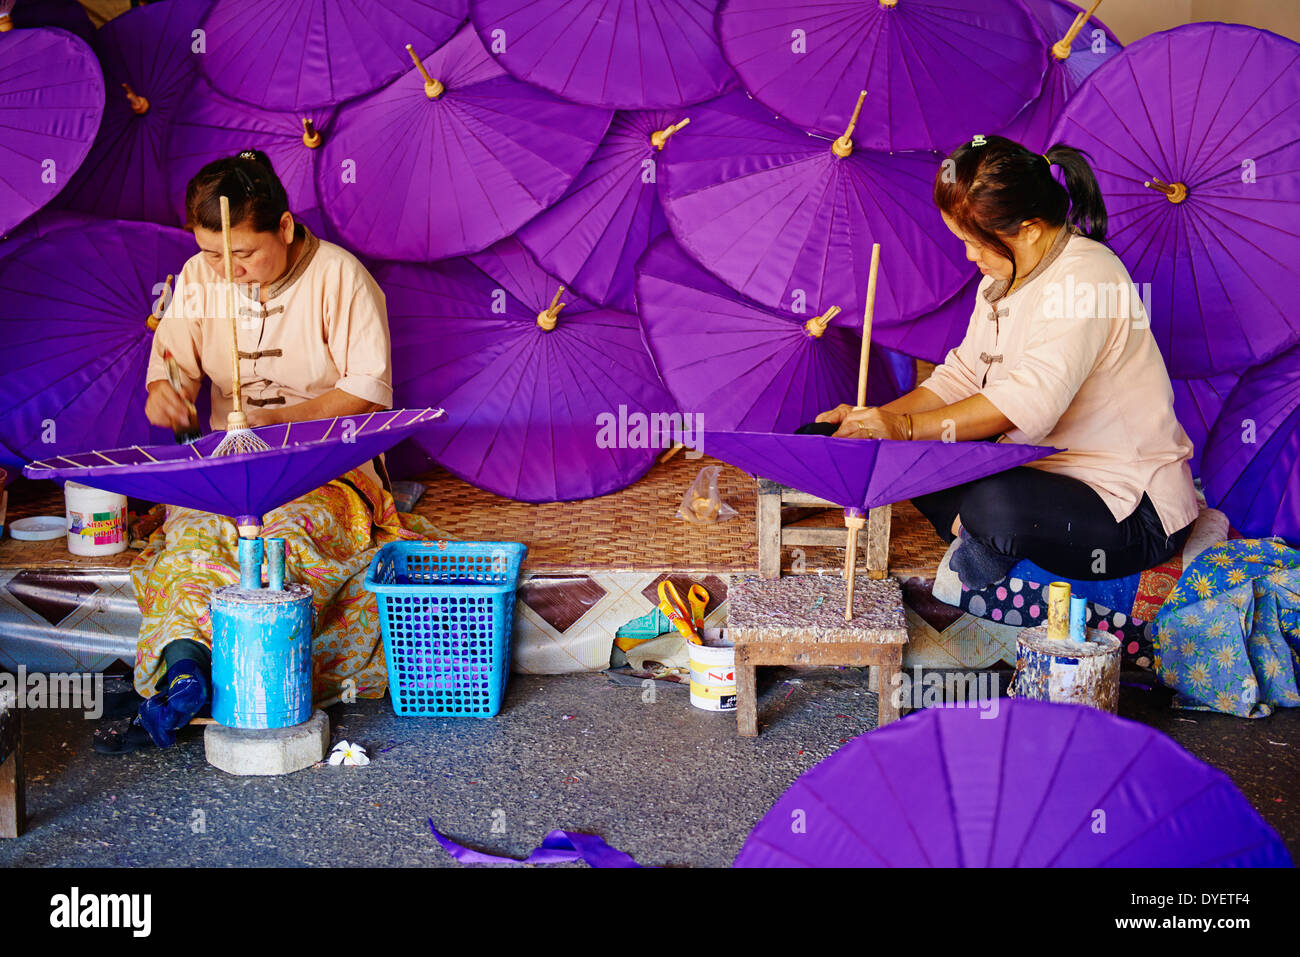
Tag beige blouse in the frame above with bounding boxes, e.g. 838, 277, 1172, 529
920, 228, 1200, 537
146, 224, 392, 425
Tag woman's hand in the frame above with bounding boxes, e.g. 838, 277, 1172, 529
243, 406, 279, 428
815, 403, 855, 425
145, 381, 194, 431
831, 406, 909, 440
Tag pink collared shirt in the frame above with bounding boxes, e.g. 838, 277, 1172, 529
920, 230, 1200, 537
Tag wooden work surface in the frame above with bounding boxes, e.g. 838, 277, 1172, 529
0, 455, 950, 575
728, 574, 908, 642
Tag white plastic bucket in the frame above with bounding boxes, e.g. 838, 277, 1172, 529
689, 630, 736, 712
65, 481, 128, 556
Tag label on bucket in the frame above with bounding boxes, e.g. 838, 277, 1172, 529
690, 685, 737, 712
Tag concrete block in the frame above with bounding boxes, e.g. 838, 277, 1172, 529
204, 709, 329, 776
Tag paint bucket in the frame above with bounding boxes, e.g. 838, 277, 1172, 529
210, 583, 314, 729
64, 481, 127, 556
1011, 625, 1121, 713
689, 630, 736, 712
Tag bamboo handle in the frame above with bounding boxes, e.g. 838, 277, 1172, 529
220, 196, 244, 420
1143, 177, 1188, 204
406, 43, 445, 99
1052, 0, 1102, 59
650, 117, 690, 150
536, 285, 566, 330
856, 243, 881, 408
844, 524, 859, 620
122, 82, 150, 115
831, 90, 868, 158
146, 274, 174, 330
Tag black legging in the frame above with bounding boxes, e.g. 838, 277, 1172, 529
911, 467, 1193, 581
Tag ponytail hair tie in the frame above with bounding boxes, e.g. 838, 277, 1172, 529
1042, 153, 1053, 167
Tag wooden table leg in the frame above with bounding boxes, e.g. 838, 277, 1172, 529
735, 662, 758, 737
756, 486, 782, 580
875, 645, 903, 728
866, 504, 891, 579
0, 710, 24, 838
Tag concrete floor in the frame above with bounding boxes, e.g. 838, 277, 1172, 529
1, 669, 1296, 868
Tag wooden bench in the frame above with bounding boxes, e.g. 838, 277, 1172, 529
0, 691, 23, 837
756, 479, 891, 580
728, 574, 908, 736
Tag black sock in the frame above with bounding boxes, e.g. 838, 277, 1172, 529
950, 531, 1020, 591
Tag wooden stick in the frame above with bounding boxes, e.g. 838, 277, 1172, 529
831, 90, 868, 158
803, 305, 842, 338
406, 43, 445, 99
301, 117, 322, 148
856, 243, 881, 408
842, 512, 866, 620
220, 196, 248, 429
122, 82, 150, 115
1052, 0, 1102, 59
1143, 177, 1188, 204
650, 118, 690, 150
146, 273, 173, 330
536, 285, 567, 330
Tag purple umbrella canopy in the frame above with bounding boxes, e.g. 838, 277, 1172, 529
1171, 373, 1238, 479
378, 238, 676, 502
0, 220, 195, 462
53, 0, 213, 223
1048, 23, 1300, 378
702, 429, 1057, 512
659, 91, 970, 323
167, 77, 335, 238
718, 0, 1048, 153
319, 24, 612, 261
197, 0, 469, 111
1201, 344, 1300, 545
25, 409, 447, 530
0, 27, 103, 235
0, 209, 104, 258
471, 0, 735, 110
636, 233, 911, 433
0, 0, 93, 40
735, 700, 1291, 867
873, 272, 979, 364
1001, 0, 1122, 152
517, 108, 687, 314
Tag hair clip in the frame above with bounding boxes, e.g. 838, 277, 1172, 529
238, 150, 257, 161
1042, 154, 1053, 167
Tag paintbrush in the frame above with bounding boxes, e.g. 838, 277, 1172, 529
163, 350, 201, 445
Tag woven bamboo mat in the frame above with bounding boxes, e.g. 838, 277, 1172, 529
0, 457, 950, 575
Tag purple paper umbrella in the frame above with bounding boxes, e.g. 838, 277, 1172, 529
0, 209, 103, 259
0, 28, 103, 235
53, 0, 212, 223
378, 238, 676, 502
718, 0, 1047, 153
167, 77, 334, 238
873, 273, 980, 364
517, 109, 688, 314
197, 0, 468, 111
1049, 24, 1300, 378
735, 700, 1291, 867
1001, 0, 1122, 152
1201, 344, 1300, 545
320, 24, 612, 261
25, 409, 447, 532
636, 234, 910, 433
0, 220, 196, 461
1170, 373, 1238, 479
703, 429, 1056, 512
471, 0, 734, 110
0, 0, 93, 40
659, 90, 970, 322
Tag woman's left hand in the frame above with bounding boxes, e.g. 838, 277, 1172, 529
833, 406, 907, 440
243, 407, 279, 428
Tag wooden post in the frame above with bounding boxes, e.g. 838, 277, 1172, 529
756, 482, 782, 579
0, 706, 24, 838
876, 644, 903, 726
735, 659, 759, 737
866, 504, 891, 578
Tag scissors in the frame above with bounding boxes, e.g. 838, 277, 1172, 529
657, 581, 710, 645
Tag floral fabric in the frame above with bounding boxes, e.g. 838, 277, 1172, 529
1155, 538, 1300, 718
131, 465, 433, 701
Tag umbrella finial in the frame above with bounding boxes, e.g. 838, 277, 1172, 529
536, 285, 567, 331
0, 14, 11, 33
406, 43, 445, 99
1051, 0, 1103, 60
1144, 177, 1188, 204
831, 91, 868, 158
650, 118, 691, 150
146, 274, 174, 331
803, 305, 842, 338
879, 0, 898, 8
301, 117, 323, 149
122, 82, 150, 115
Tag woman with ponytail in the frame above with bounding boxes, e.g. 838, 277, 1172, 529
818, 135, 1199, 590
96, 151, 433, 754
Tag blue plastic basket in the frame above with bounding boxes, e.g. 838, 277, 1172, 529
365, 540, 527, 717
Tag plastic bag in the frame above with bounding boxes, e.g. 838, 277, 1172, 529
676, 465, 738, 525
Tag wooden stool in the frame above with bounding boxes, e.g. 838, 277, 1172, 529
728, 574, 908, 736
0, 692, 23, 837
756, 479, 891, 579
